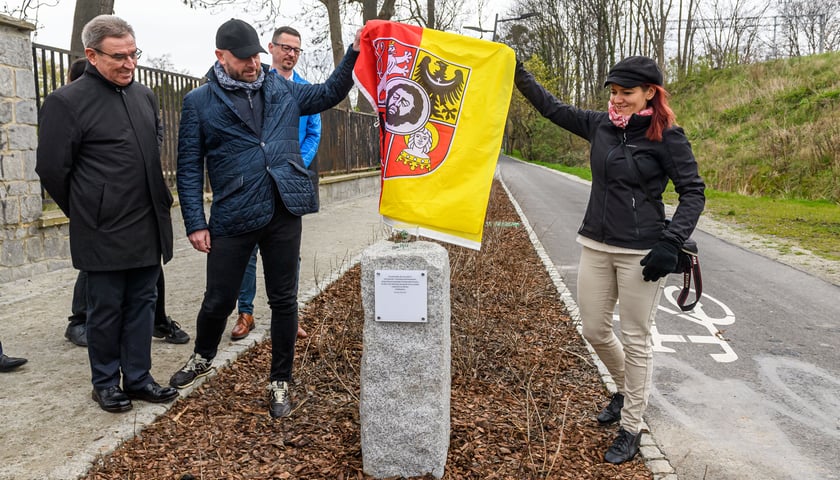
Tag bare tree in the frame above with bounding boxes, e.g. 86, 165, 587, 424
146, 53, 190, 74
637, 0, 674, 65
67, 0, 273, 57
508, 0, 578, 101
70, 0, 115, 56
403, 0, 467, 31
778, 0, 840, 55
1, 0, 60, 24
675, 0, 700, 78
696, 0, 768, 68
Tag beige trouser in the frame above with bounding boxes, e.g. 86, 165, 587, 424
577, 245, 664, 434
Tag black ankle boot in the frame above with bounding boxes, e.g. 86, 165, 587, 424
597, 392, 623, 425
604, 427, 641, 464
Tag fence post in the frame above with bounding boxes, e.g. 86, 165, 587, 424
346, 109, 353, 174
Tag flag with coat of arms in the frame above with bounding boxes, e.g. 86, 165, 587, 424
353, 20, 515, 250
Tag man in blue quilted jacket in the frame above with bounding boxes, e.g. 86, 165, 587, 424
229, 26, 322, 343
171, 18, 362, 418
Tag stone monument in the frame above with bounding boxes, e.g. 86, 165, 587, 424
359, 240, 450, 479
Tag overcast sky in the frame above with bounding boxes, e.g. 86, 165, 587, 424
7, 0, 514, 78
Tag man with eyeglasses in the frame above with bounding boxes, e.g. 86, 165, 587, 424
59, 57, 190, 350
229, 26, 319, 344
36, 15, 178, 413
171, 18, 362, 419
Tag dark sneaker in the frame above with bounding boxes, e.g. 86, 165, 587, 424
604, 427, 641, 464
597, 392, 624, 425
65, 323, 88, 347
169, 353, 213, 389
268, 380, 292, 418
153, 316, 190, 344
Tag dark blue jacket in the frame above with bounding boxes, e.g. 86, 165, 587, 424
177, 48, 358, 238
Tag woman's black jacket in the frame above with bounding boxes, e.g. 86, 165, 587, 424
514, 63, 705, 249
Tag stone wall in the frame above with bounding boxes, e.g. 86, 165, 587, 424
0, 15, 70, 283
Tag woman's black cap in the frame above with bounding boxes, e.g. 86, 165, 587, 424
604, 56, 663, 87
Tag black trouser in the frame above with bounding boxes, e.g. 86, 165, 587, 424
68, 271, 88, 327
194, 201, 301, 382
69, 268, 168, 327
86, 265, 160, 390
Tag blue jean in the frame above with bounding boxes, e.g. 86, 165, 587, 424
237, 247, 259, 314
194, 200, 301, 382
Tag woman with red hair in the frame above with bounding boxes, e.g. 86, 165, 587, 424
514, 56, 705, 464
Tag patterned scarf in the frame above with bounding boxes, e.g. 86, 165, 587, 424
213, 61, 265, 107
608, 101, 653, 129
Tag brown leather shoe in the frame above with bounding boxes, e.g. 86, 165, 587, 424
231, 313, 255, 340
297, 325, 308, 339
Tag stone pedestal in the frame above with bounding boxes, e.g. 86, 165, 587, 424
359, 240, 450, 479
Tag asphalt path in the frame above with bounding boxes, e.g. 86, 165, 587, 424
498, 155, 840, 480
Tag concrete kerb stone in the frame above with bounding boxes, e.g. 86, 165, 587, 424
201, 186, 378, 405
498, 173, 678, 479
46, 402, 176, 480
0, 173, 387, 480
146, 190, 376, 407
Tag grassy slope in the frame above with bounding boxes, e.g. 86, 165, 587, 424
672, 52, 840, 260
670, 52, 840, 203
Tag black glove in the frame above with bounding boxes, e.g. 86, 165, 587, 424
640, 239, 680, 282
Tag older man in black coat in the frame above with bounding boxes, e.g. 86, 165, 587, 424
36, 15, 177, 413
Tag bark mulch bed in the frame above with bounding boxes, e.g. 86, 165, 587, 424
84, 181, 652, 480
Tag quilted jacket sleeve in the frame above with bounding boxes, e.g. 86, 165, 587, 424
294, 47, 359, 117
176, 89, 209, 236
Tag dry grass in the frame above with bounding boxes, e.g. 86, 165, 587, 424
673, 52, 840, 202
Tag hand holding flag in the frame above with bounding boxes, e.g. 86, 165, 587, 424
353, 20, 515, 250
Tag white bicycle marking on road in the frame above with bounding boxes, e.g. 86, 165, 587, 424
652, 286, 738, 363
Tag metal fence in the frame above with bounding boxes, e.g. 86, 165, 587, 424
32, 43, 203, 188
314, 108, 380, 174
31, 43, 379, 192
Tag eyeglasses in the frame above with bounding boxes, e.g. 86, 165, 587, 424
93, 48, 142, 62
272, 42, 302, 55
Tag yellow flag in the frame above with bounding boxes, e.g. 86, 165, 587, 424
353, 20, 515, 250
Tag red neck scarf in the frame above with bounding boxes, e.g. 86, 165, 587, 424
608, 101, 653, 129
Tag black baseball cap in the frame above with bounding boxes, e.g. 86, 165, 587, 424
216, 18, 267, 59
604, 56, 663, 87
